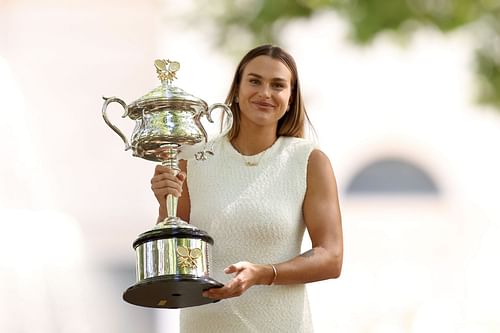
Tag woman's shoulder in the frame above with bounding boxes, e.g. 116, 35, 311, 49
280, 135, 317, 146
308, 148, 331, 167
279, 136, 319, 155
280, 137, 332, 170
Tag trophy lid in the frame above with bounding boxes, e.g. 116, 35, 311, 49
128, 59, 208, 114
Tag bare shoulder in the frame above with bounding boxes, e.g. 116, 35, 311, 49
307, 149, 337, 193
309, 148, 330, 163
308, 149, 334, 174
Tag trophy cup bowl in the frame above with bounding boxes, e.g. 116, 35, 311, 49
102, 59, 232, 308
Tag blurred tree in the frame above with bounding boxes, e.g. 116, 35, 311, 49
189, 0, 500, 111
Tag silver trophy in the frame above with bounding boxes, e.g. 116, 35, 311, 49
102, 59, 232, 308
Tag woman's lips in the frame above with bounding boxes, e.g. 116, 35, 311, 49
252, 101, 275, 108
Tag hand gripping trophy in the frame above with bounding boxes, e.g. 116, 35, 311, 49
101, 59, 231, 308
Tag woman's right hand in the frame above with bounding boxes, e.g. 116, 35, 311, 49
150, 165, 186, 205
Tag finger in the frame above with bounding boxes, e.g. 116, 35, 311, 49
220, 275, 246, 293
177, 171, 186, 182
151, 184, 182, 198
154, 165, 171, 175
151, 178, 183, 193
202, 286, 227, 299
154, 165, 180, 177
224, 265, 238, 274
151, 177, 183, 188
204, 278, 237, 298
151, 173, 184, 187
153, 188, 182, 198
151, 173, 174, 185
203, 280, 243, 299
224, 261, 248, 274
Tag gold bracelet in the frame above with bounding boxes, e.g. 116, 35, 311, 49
269, 264, 278, 285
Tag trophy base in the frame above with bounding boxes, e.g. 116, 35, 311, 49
123, 275, 223, 309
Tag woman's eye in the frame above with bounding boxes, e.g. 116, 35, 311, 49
249, 79, 260, 85
272, 83, 285, 89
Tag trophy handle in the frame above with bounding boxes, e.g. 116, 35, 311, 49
208, 103, 233, 135
194, 103, 233, 160
102, 96, 131, 151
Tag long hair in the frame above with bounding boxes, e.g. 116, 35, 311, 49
224, 44, 313, 139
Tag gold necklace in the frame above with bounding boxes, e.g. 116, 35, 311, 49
231, 142, 269, 167
241, 150, 267, 166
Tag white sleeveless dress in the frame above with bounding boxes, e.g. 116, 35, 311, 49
181, 135, 317, 333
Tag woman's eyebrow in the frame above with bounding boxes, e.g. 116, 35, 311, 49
247, 73, 288, 82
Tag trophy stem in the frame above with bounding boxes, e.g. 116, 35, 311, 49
160, 145, 180, 220
166, 194, 178, 219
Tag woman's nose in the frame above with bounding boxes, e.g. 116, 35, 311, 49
258, 84, 271, 97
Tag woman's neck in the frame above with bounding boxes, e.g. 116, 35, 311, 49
230, 127, 278, 156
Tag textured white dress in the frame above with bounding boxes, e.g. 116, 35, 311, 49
181, 135, 317, 333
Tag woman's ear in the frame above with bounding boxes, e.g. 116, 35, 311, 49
234, 85, 240, 104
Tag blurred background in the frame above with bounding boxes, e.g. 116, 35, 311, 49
1, 0, 500, 332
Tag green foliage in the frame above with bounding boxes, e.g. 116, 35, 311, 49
190, 0, 500, 111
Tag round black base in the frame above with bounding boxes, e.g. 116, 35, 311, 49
123, 275, 223, 309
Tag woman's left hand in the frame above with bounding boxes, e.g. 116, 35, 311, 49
202, 261, 273, 300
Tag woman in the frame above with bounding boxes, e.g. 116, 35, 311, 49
151, 44, 343, 332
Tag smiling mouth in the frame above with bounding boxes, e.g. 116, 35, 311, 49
253, 101, 275, 108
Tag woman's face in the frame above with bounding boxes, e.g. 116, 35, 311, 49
237, 55, 293, 131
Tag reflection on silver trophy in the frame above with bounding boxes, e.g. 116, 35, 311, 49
101, 59, 232, 308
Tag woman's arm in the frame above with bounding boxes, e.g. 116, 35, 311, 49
203, 149, 343, 299
272, 149, 343, 283
152, 159, 191, 223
